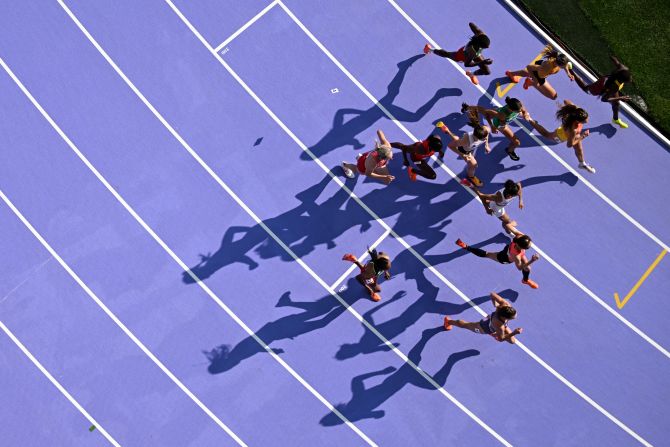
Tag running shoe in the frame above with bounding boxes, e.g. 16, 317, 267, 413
435, 121, 449, 133
505, 70, 521, 83
612, 118, 629, 129
460, 178, 473, 187
342, 253, 357, 262
455, 239, 467, 249
523, 77, 532, 90
407, 167, 417, 182
506, 148, 520, 161
468, 176, 483, 187
443, 316, 453, 331
423, 43, 432, 54
578, 162, 596, 174
522, 279, 539, 289
371, 293, 382, 302
342, 162, 355, 178
465, 71, 479, 85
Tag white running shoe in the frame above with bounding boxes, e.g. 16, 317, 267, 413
342, 162, 355, 178
578, 162, 596, 174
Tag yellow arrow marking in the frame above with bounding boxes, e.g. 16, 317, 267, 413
496, 50, 546, 98
614, 249, 667, 309
495, 82, 516, 98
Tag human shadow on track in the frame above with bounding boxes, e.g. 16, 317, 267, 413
303, 53, 462, 161
320, 326, 479, 426
183, 142, 574, 284
204, 281, 363, 374
336, 266, 519, 360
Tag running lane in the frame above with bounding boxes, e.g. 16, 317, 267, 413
0, 205, 235, 445
0, 321, 109, 446
149, 2, 667, 445
57, 1, 670, 445
0, 1, 506, 445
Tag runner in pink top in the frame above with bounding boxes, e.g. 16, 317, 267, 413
454, 234, 541, 289
342, 129, 395, 185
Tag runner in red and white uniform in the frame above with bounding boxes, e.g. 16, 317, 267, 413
342, 129, 395, 185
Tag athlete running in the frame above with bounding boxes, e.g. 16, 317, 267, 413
525, 100, 596, 173
455, 234, 540, 289
342, 130, 395, 184
444, 291, 522, 344
463, 97, 530, 161
505, 44, 574, 100
391, 133, 445, 181
569, 55, 632, 129
423, 22, 492, 85
473, 179, 524, 236
436, 110, 491, 187
342, 247, 392, 302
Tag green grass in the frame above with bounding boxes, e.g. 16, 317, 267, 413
517, 0, 670, 136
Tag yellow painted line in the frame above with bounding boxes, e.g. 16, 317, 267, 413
496, 50, 545, 98
495, 81, 516, 98
614, 249, 667, 309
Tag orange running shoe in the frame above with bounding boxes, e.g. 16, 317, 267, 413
465, 71, 479, 85
371, 293, 382, 302
522, 279, 539, 289
523, 77, 532, 90
342, 253, 357, 262
423, 43, 433, 54
444, 316, 453, 331
506, 70, 521, 83
455, 239, 467, 249
460, 178, 472, 187
407, 167, 417, 182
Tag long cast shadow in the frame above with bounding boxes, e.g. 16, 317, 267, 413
305, 54, 462, 161
321, 326, 479, 426
204, 280, 363, 374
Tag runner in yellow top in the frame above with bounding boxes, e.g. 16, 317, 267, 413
505, 45, 574, 100
524, 100, 596, 173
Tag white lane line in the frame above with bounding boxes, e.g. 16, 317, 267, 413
214, 0, 279, 53
278, 0, 669, 360
0, 321, 120, 446
330, 228, 392, 291
500, 0, 670, 148
74, 1, 516, 444
33, 4, 375, 443
385, 0, 670, 254
242, 3, 654, 444
0, 186, 246, 446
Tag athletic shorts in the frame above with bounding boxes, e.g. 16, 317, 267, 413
531, 69, 546, 86
587, 77, 607, 96
453, 47, 466, 62
477, 320, 494, 335
457, 146, 474, 155
489, 202, 506, 218
496, 245, 511, 264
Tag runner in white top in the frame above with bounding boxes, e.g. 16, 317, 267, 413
474, 179, 524, 236
437, 111, 490, 187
